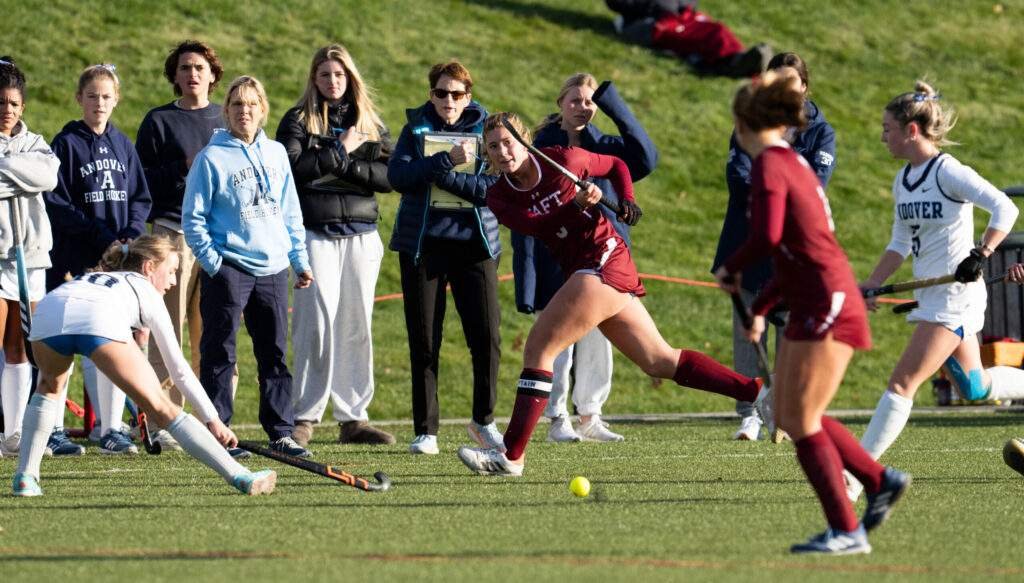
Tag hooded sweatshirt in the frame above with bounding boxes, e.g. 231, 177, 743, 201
0, 120, 59, 268
182, 128, 309, 277
44, 120, 152, 280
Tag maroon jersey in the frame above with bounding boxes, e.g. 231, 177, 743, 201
724, 145, 869, 348
488, 147, 645, 296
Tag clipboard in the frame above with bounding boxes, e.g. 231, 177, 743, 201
423, 131, 480, 210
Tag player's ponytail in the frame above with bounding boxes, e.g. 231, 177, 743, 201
732, 69, 807, 132
885, 80, 957, 146
96, 235, 176, 274
483, 112, 531, 175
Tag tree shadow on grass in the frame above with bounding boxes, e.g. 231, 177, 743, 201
464, 0, 618, 40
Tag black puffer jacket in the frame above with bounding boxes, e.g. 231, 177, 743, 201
275, 99, 392, 228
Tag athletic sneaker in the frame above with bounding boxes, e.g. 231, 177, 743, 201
547, 416, 582, 443
227, 447, 252, 459
12, 472, 43, 497
231, 469, 278, 496
1003, 437, 1024, 476
0, 431, 22, 456
790, 524, 871, 555
45, 429, 85, 457
578, 416, 624, 442
467, 421, 504, 450
732, 416, 762, 441
409, 434, 439, 455
457, 446, 524, 477
270, 436, 311, 458
88, 425, 103, 444
862, 467, 911, 531
99, 430, 138, 455
152, 429, 183, 452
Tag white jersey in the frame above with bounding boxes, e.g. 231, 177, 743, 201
886, 153, 1019, 331
29, 271, 219, 423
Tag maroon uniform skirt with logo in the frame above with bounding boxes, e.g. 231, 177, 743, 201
784, 288, 871, 350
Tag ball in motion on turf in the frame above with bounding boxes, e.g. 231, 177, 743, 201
1003, 438, 1024, 477
569, 476, 591, 497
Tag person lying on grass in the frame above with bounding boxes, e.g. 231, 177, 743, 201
12, 235, 276, 497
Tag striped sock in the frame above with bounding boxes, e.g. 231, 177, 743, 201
502, 369, 553, 461
672, 350, 760, 402
795, 430, 859, 532
821, 416, 884, 494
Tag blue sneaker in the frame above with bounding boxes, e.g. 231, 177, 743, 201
270, 436, 311, 458
863, 467, 911, 531
45, 429, 86, 456
790, 524, 871, 555
227, 447, 252, 459
231, 469, 277, 496
12, 472, 43, 497
99, 429, 138, 455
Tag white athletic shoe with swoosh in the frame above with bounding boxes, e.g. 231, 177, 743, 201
732, 416, 762, 441
457, 446, 524, 476
577, 416, 625, 442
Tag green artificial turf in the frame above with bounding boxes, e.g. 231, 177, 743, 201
3, 413, 1024, 582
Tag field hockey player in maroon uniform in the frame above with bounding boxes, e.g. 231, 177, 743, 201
457, 112, 770, 477
715, 70, 910, 555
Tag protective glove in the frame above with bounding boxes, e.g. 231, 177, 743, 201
618, 200, 643, 226
954, 248, 985, 283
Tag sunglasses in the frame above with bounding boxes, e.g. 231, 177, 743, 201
431, 88, 469, 100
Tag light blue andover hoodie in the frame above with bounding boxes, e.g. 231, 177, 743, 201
183, 128, 309, 277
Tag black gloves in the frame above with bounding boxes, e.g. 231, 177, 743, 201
618, 200, 643, 226
954, 248, 985, 283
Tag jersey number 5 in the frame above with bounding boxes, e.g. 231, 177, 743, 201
910, 225, 921, 257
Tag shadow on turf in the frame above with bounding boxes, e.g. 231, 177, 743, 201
908, 414, 1024, 429
464, 0, 617, 40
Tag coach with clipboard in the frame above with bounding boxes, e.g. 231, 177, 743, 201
387, 61, 503, 456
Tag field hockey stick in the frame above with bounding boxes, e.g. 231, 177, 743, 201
236, 441, 391, 492
892, 271, 1009, 314
862, 274, 957, 298
498, 116, 622, 214
124, 398, 160, 454
727, 292, 773, 389
9, 197, 35, 366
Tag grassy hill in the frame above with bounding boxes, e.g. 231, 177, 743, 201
7, 0, 1024, 424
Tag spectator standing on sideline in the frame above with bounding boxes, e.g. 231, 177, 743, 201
712, 52, 836, 441
44, 63, 152, 455
0, 57, 59, 458
276, 44, 395, 447
387, 61, 503, 455
136, 40, 226, 452
183, 76, 313, 458
513, 73, 657, 443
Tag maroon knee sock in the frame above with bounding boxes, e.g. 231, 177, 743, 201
502, 369, 552, 460
672, 350, 760, 402
821, 416, 885, 494
794, 431, 859, 532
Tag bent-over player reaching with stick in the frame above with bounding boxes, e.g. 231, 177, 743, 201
715, 70, 908, 555
847, 81, 1024, 501
11, 235, 276, 497
457, 112, 770, 477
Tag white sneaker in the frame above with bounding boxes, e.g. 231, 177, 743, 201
577, 416, 624, 442
466, 422, 504, 450
732, 416, 762, 441
457, 446, 524, 476
152, 429, 184, 452
1, 431, 22, 456
753, 379, 790, 442
409, 434, 439, 455
547, 416, 582, 442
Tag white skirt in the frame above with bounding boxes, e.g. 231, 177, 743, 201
0, 262, 46, 302
906, 279, 986, 335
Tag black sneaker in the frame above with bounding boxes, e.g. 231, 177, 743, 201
227, 446, 252, 459
270, 436, 311, 458
862, 467, 911, 531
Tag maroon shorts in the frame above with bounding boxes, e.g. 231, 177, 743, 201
784, 290, 871, 350
575, 237, 646, 297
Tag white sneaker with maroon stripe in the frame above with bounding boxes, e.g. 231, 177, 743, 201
457, 446, 523, 476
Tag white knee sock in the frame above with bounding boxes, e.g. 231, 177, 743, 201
2, 361, 32, 437
166, 413, 247, 484
17, 393, 62, 480
860, 390, 915, 459
987, 366, 1024, 400
95, 370, 126, 437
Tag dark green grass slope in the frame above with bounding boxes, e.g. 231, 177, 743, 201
3, 415, 1024, 581
3, 0, 1023, 422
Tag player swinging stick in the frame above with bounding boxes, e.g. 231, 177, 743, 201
715, 70, 908, 555
457, 112, 770, 477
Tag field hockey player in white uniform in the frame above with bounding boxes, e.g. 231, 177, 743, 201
10, 235, 276, 496
850, 81, 1024, 499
